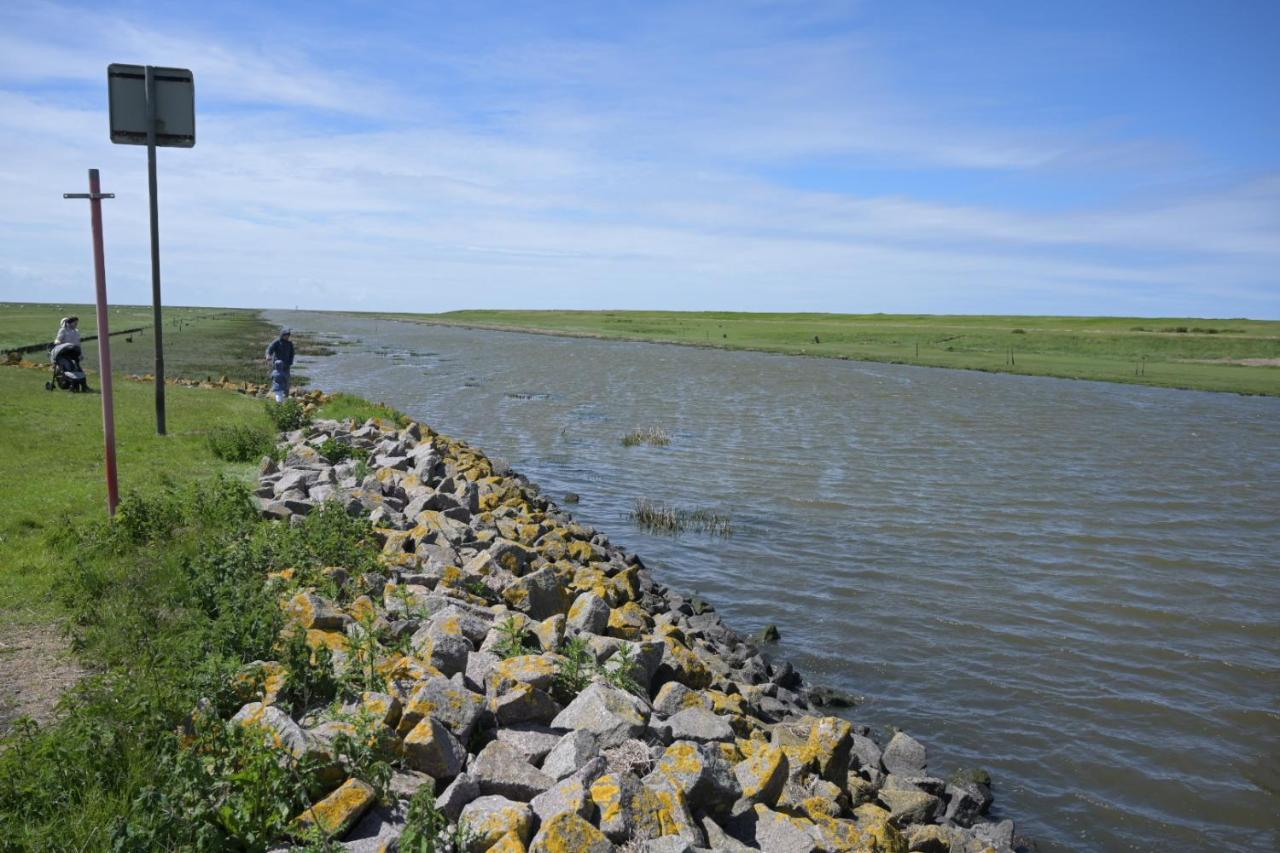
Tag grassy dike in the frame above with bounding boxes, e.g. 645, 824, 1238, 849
381, 309, 1280, 396
1, 298, 398, 849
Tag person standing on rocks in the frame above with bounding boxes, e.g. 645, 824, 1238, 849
265, 327, 295, 403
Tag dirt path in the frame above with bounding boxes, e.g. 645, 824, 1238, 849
0, 621, 86, 737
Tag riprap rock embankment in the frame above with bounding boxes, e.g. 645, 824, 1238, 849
244, 414, 1019, 852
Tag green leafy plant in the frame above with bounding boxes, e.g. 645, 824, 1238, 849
601, 642, 643, 696
554, 635, 595, 699
329, 709, 397, 802
207, 423, 275, 462
493, 616, 539, 660
399, 788, 474, 853
266, 398, 310, 431
317, 437, 369, 464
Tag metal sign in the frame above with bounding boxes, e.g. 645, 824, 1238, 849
108, 64, 195, 148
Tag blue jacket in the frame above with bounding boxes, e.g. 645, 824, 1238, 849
266, 337, 295, 369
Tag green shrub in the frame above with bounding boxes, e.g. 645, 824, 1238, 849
265, 398, 310, 431
399, 787, 473, 852
207, 423, 274, 462
0, 478, 382, 850
317, 437, 369, 464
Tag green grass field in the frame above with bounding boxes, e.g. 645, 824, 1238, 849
0, 366, 271, 623
373, 310, 1280, 396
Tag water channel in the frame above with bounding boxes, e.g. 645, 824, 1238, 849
268, 310, 1279, 852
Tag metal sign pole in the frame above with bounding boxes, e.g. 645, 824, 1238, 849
64, 169, 120, 516
145, 65, 167, 435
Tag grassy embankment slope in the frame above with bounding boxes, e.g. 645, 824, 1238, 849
0, 309, 403, 847
387, 310, 1280, 396
1, 302, 328, 385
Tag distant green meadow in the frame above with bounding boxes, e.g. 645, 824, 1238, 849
1, 303, 324, 385
366, 310, 1280, 396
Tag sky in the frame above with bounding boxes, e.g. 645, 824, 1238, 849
0, 0, 1277, 317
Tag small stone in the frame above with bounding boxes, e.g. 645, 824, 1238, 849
652, 682, 708, 717
755, 624, 781, 643
231, 702, 313, 760
882, 731, 927, 775
643, 741, 741, 812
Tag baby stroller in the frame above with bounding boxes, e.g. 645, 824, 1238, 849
46, 343, 90, 393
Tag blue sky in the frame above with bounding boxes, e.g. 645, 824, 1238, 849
1, 0, 1276, 317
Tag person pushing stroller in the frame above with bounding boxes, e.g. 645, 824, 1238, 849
46, 316, 89, 392
265, 327, 295, 403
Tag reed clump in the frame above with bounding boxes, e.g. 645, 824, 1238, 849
630, 499, 732, 537
621, 426, 671, 447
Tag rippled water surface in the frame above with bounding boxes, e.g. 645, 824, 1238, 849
271, 311, 1280, 852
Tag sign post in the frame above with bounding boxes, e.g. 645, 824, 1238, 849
64, 169, 120, 516
107, 63, 195, 436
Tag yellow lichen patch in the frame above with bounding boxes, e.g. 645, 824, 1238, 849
715, 741, 743, 764
360, 691, 402, 729
606, 601, 651, 640
486, 829, 527, 853
532, 615, 564, 652
803, 716, 853, 781
705, 689, 746, 716
374, 466, 398, 484
305, 629, 348, 656
290, 778, 376, 839
566, 540, 594, 562
282, 592, 319, 628
489, 655, 558, 694
231, 661, 289, 705
661, 637, 712, 689
780, 743, 815, 775
349, 595, 377, 623
480, 492, 501, 511
734, 743, 788, 803
400, 472, 422, 491
652, 786, 699, 841
588, 775, 624, 825
267, 567, 296, 584
800, 795, 842, 820
466, 803, 532, 849
439, 565, 464, 587
818, 810, 907, 853
380, 530, 412, 556
529, 812, 609, 852
376, 652, 440, 684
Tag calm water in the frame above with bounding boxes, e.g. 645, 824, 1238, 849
270, 311, 1280, 852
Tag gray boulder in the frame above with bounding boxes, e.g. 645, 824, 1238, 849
882, 730, 927, 775
471, 740, 556, 801
550, 682, 650, 748
665, 707, 734, 743
541, 729, 601, 780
